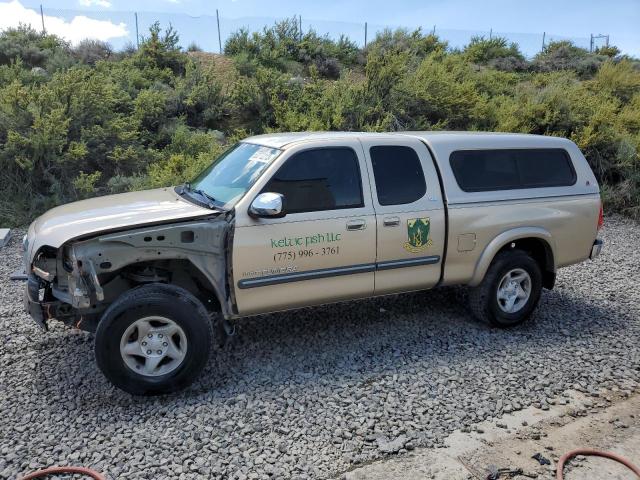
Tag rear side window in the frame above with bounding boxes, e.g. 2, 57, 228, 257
449, 149, 576, 192
370, 146, 427, 205
264, 147, 363, 214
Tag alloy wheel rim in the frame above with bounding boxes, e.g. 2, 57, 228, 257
119, 316, 188, 377
496, 268, 532, 314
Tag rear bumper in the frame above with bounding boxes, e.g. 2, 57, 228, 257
590, 239, 604, 260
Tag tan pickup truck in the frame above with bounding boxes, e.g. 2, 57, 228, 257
17, 132, 604, 394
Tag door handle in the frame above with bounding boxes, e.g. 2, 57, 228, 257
383, 216, 400, 227
346, 219, 366, 231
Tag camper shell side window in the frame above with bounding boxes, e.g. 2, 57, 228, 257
449, 148, 577, 192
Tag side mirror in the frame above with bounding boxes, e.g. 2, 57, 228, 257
249, 192, 285, 218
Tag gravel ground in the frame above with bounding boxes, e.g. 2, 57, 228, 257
0, 216, 639, 480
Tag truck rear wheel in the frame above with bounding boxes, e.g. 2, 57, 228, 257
468, 249, 542, 328
95, 284, 213, 395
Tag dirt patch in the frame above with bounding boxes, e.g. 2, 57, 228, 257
341, 389, 640, 479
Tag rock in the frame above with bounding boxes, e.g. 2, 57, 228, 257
376, 435, 408, 454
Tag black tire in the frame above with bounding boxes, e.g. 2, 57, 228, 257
468, 249, 542, 328
95, 283, 214, 395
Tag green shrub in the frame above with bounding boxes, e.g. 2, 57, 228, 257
225, 18, 361, 76
0, 23, 638, 224
463, 36, 524, 64
0, 25, 71, 71
73, 39, 112, 65
366, 28, 447, 59
533, 41, 606, 78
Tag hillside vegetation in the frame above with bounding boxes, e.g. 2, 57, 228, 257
0, 20, 639, 224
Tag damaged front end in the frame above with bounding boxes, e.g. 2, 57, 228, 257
23, 244, 102, 331
24, 274, 52, 331
20, 216, 234, 333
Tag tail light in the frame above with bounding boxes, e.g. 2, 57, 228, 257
597, 201, 604, 230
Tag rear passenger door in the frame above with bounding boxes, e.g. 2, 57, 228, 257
361, 137, 446, 295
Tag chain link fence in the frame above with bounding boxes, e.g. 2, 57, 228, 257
22, 5, 598, 57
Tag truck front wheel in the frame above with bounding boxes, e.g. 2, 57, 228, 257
95, 284, 213, 395
468, 249, 542, 328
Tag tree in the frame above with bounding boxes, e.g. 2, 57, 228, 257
136, 22, 185, 74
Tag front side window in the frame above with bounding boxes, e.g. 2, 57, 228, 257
263, 147, 364, 214
450, 149, 576, 192
370, 146, 427, 206
188, 142, 281, 207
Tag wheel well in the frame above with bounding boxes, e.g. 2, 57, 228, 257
101, 259, 222, 313
497, 237, 556, 289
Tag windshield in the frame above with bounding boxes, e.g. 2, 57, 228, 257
188, 142, 281, 208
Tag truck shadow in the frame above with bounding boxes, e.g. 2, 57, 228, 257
29, 283, 636, 419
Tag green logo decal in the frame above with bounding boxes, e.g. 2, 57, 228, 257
404, 217, 433, 253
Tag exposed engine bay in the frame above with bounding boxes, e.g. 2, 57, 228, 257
26, 215, 234, 332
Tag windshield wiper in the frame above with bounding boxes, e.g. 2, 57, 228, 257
191, 188, 217, 208
176, 182, 217, 209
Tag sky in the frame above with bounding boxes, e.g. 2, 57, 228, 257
1, 0, 639, 57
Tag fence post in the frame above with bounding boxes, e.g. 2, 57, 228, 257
40, 4, 45, 33
364, 22, 367, 47
299, 15, 302, 40
489, 28, 492, 40
216, 9, 222, 54
134, 12, 139, 49
541, 31, 545, 52
432, 25, 436, 35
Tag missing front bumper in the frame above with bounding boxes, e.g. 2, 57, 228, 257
23, 274, 99, 332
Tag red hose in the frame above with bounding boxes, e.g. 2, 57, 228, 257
20, 466, 106, 480
556, 448, 640, 480
18, 449, 640, 480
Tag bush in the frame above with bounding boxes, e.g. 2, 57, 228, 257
533, 41, 605, 78
596, 45, 621, 58
396, 55, 487, 129
463, 36, 524, 64
488, 55, 529, 72
73, 39, 112, 65
135, 22, 186, 75
0, 24, 639, 224
366, 28, 447, 59
225, 19, 361, 76
314, 56, 341, 79
0, 25, 71, 71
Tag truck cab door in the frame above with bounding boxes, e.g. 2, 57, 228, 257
232, 139, 376, 316
360, 137, 446, 295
